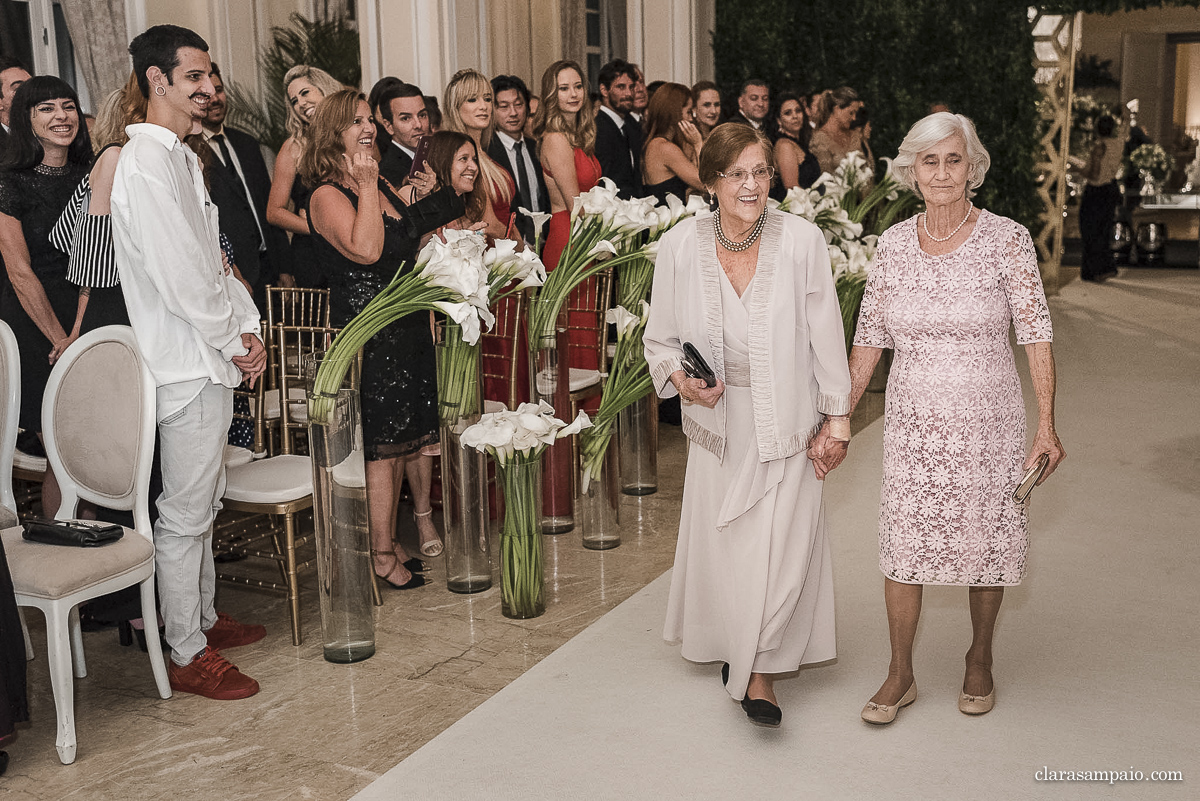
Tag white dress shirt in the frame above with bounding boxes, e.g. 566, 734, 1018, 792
494, 130, 543, 212
112, 123, 260, 418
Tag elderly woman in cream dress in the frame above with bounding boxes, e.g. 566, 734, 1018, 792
645, 123, 852, 728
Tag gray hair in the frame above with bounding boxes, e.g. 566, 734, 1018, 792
892, 112, 990, 198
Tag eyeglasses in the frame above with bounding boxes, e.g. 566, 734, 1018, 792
716, 166, 775, 184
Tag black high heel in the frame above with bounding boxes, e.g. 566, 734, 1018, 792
372, 551, 426, 590
721, 663, 730, 687
403, 558, 426, 574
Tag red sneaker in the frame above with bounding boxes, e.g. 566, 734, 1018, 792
204, 612, 266, 650
168, 650, 260, 700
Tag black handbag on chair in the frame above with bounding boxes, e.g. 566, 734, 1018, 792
22, 519, 124, 547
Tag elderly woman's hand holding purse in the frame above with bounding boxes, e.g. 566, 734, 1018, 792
670, 369, 726, 409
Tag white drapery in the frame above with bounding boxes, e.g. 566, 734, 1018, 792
58, 0, 131, 106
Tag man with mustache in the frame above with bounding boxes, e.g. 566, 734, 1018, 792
111, 24, 267, 700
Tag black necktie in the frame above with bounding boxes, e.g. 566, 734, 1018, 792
212, 133, 260, 246
513, 140, 532, 211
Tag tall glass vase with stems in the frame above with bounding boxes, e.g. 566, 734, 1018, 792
618, 392, 658, 495
435, 321, 492, 593
528, 299, 574, 534
496, 454, 545, 618
578, 429, 621, 549
305, 352, 375, 664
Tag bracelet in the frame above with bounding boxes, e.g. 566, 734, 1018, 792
827, 416, 851, 442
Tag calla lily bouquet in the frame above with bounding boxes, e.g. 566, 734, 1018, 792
578, 301, 654, 491
525, 178, 654, 346
437, 232, 547, 427
308, 229, 494, 425
460, 402, 591, 618
775, 152, 920, 349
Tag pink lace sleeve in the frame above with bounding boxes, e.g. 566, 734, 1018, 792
1001, 224, 1053, 344
853, 232, 894, 349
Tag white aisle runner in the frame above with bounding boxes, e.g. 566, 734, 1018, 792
354, 271, 1200, 800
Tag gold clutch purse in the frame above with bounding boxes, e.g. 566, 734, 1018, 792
1012, 453, 1050, 504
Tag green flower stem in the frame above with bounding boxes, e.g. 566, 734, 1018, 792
436, 322, 481, 428
496, 452, 545, 618
579, 321, 653, 487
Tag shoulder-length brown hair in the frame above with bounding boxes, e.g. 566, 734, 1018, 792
697, 123, 774, 189
297, 89, 367, 188
425, 130, 488, 224
643, 82, 695, 159
532, 60, 596, 156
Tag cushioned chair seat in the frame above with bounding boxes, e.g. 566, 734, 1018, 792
223, 454, 312, 503
224, 444, 254, 468
535, 368, 602, 396
330, 450, 365, 489
13, 448, 47, 472
1, 524, 154, 600
263, 387, 308, 422
483, 399, 507, 413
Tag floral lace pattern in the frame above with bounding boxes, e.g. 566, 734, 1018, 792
854, 211, 1052, 585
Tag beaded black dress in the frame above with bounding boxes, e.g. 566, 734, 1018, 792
0, 162, 89, 435
310, 181, 462, 461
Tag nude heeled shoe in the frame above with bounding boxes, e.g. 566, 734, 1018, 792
861, 682, 917, 725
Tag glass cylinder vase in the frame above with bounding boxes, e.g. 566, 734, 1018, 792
618, 392, 658, 496
305, 352, 375, 664
496, 455, 545, 619
435, 323, 492, 594
528, 299, 574, 534
578, 429, 621, 550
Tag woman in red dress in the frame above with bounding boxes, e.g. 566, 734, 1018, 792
442, 69, 516, 241
533, 60, 601, 269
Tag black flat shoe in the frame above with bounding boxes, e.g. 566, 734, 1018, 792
721, 662, 730, 687
741, 697, 782, 727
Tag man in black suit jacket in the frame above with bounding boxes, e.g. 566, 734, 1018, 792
377, 83, 430, 188
594, 59, 644, 199
489, 75, 550, 246
202, 64, 292, 311
727, 79, 773, 139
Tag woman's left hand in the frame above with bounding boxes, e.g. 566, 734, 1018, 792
807, 423, 849, 480
678, 120, 703, 150
1025, 425, 1066, 485
49, 333, 78, 365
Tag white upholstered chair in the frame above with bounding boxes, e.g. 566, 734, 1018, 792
1, 321, 20, 529
0, 325, 171, 764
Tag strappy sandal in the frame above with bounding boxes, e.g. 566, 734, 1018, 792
371, 550, 425, 590
415, 509, 444, 558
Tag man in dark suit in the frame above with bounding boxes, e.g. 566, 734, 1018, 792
727, 79, 773, 139
594, 59, 644, 199
0, 56, 30, 152
489, 75, 550, 247
202, 63, 293, 311
377, 83, 430, 187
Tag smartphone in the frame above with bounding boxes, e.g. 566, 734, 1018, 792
407, 135, 432, 180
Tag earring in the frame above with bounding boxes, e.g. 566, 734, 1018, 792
155, 85, 166, 97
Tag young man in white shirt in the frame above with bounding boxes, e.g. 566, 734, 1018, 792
112, 24, 267, 700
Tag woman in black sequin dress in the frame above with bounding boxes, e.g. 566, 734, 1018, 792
302, 90, 464, 589
0, 76, 92, 517
772, 92, 821, 199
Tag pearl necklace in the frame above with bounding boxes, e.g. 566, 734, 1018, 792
715, 208, 767, 252
922, 203, 973, 243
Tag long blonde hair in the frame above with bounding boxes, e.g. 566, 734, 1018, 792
533, 60, 596, 156
442, 69, 512, 205
93, 72, 146, 152
283, 65, 347, 147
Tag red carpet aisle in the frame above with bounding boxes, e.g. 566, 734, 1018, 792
354, 269, 1200, 801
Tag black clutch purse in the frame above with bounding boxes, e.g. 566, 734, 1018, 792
22, 518, 124, 547
681, 342, 717, 388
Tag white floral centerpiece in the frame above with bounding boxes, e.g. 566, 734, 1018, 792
460, 402, 591, 618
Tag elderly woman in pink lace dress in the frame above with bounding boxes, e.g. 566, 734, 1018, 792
812, 113, 1066, 724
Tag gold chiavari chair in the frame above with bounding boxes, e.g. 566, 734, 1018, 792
262, 286, 331, 453
480, 290, 527, 412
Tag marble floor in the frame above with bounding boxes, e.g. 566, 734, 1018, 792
2, 386, 882, 799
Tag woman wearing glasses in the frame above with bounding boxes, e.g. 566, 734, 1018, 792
644, 123, 851, 728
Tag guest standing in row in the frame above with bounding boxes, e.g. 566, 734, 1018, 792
536, 60, 601, 270
641, 82, 704, 206
691, 80, 722, 141
594, 59, 642, 200
0, 76, 91, 518
810, 86, 863, 174
773, 91, 820, 193
377, 82, 430, 187
266, 65, 344, 288
728, 79, 771, 135
202, 62, 293, 310
824, 113, 1065, 724
303, 91, 465, 586
443, 69, 514, 240
646, 123, 851, 728
489, 74, 550, 248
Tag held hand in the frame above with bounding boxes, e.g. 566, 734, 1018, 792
807, 423, 849, 480
342, 152, 378, 188
675, 373, 725, 409
48, 333, 78, 365
1026, 426, 1066, 485
277, 273, 297, 288
232, 333, 267, 388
